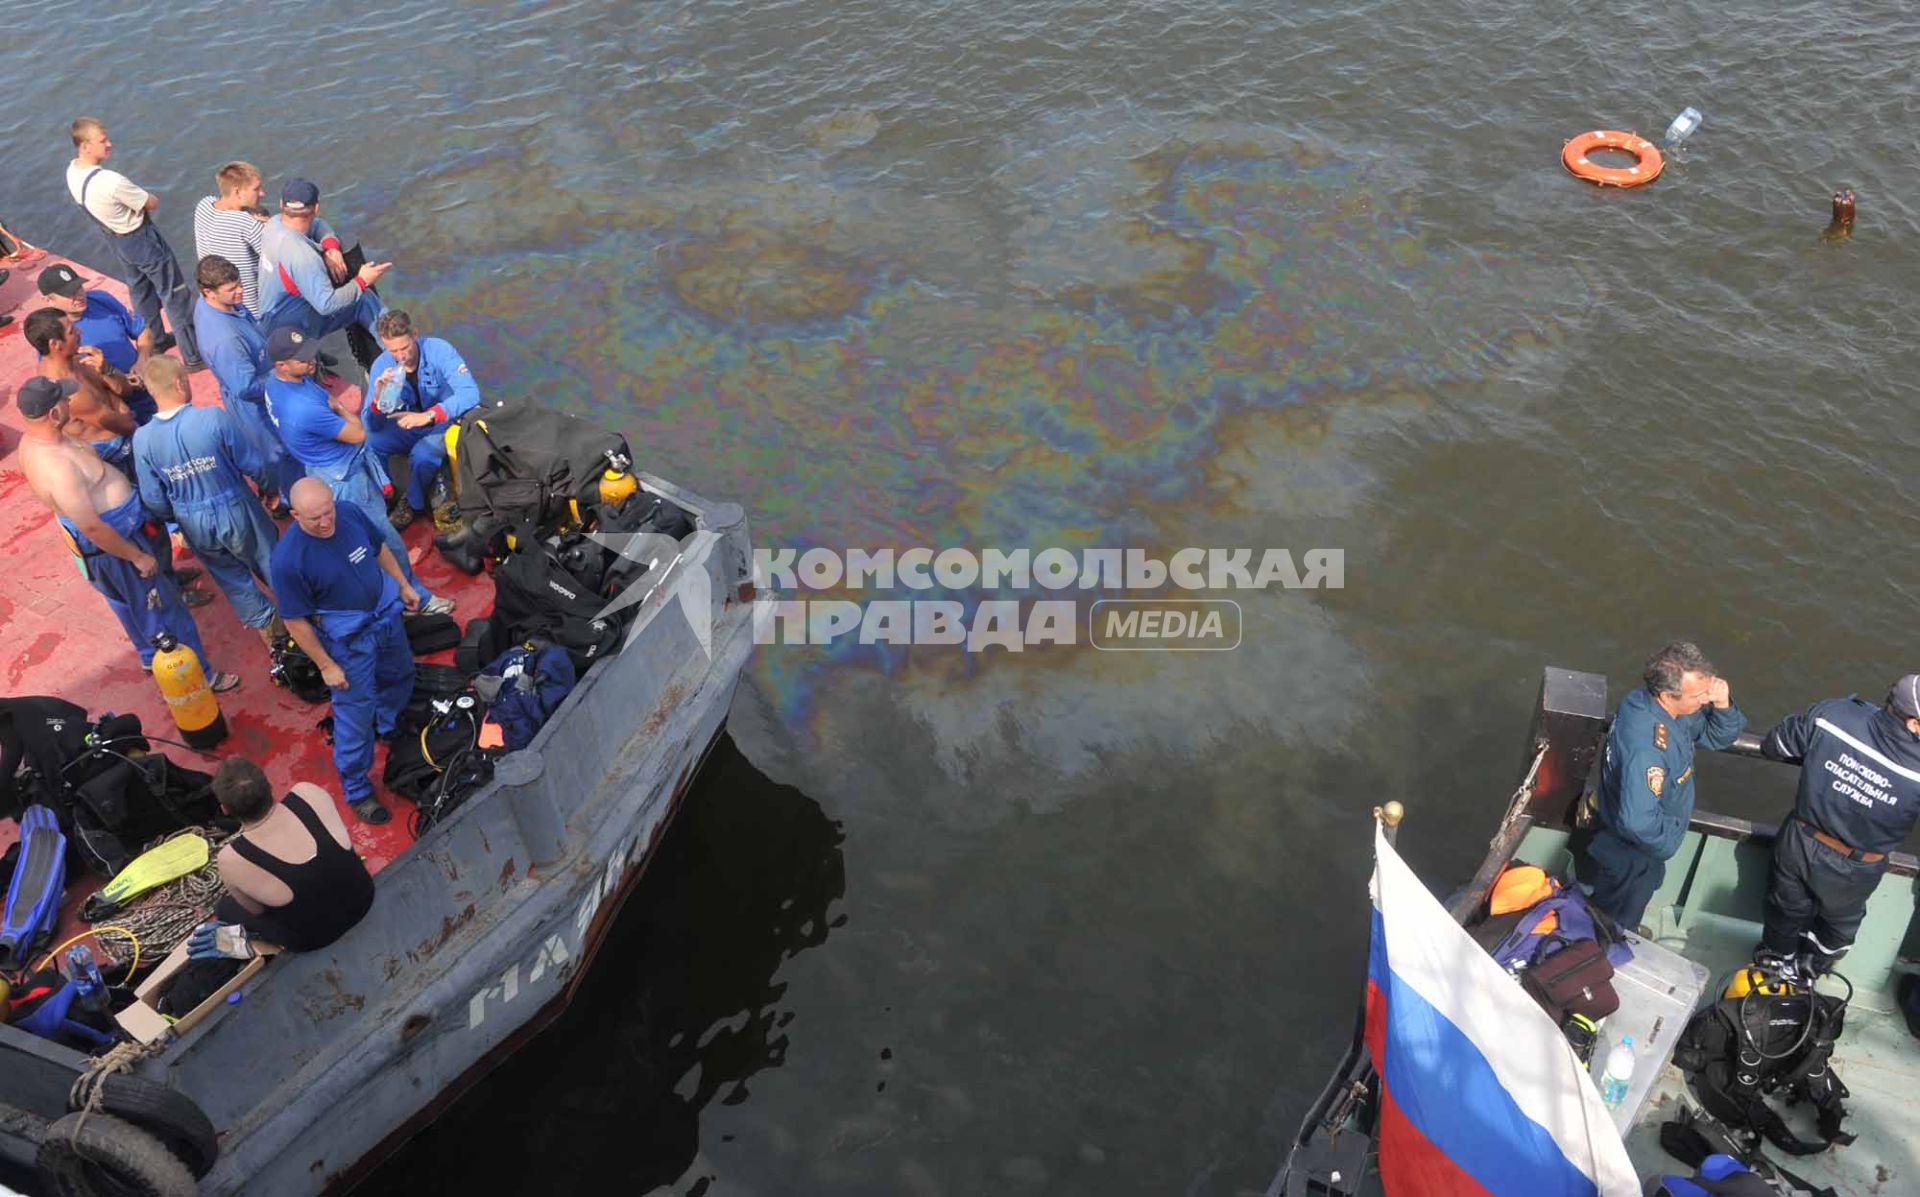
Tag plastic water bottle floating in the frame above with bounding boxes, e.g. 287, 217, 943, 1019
1663, 107, 1702, 147
1601, 1034, 1635, 1106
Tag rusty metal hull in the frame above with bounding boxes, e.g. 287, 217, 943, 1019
122, 480, 756, 1195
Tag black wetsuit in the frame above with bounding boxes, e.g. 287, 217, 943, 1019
215, 791, 374, 951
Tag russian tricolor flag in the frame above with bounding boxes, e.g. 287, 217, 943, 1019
1364, 825, 1638, 1196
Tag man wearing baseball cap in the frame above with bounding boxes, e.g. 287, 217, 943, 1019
256, 178, 390, 346
35, 262, 156, 419
262, 325, 451, 617
1755, 678, 1920, 980
13, 375, 235, 688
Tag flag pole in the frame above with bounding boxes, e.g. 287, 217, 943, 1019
1273, 802, 1403, 1195
1373, 800, 1405, 846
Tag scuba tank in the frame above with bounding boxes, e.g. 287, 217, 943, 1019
1723, 964, 1795, 1000
599, 450, 638, 505
151, 632, 228, 749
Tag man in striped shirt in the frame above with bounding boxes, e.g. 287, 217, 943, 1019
193, 162, 270, 316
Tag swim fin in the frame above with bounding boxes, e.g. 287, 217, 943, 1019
0, 805, 68, 969
81, 832, 210, 923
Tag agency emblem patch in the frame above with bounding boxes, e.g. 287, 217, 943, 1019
1647, 766, 1666, 797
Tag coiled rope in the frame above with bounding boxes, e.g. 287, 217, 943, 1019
108, 828, 234, 967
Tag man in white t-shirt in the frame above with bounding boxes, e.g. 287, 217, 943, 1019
64, 116, 203, 371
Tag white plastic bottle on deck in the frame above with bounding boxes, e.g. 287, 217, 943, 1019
1601, 1035, 1635, 1107
1663, 107, 1702, 147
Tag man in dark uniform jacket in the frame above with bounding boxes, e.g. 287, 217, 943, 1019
1757, 675, 1920, 977
1589, 642, 1748, 931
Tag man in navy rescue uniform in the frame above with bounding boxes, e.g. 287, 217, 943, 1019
1755, 676, 1920, 978
132, 356, 282, 653
363, 309, 481, 529
1588, 641, 1747, 931
270, 479, 417, 824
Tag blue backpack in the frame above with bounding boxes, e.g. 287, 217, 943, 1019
1650, 1154, 1773, 1196
479, 643, 577, 751
1488, 888, 1633, 972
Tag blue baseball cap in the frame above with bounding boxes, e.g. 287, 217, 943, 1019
266, 326, 322, 363
281, 178, 321, 212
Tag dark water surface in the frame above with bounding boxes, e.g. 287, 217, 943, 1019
5, 0, 1919, 1191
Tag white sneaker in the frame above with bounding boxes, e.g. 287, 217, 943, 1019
418, 594, 456, 617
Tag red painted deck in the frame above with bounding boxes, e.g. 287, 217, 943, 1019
0, 253, 495, 945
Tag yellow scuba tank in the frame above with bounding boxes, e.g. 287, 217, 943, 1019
1724, 964, 1796, 1000
443, 422, 462, 499
151, 632, 228, 749
599, 450, 638, 505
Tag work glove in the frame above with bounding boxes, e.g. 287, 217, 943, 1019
186, 921, 256, 961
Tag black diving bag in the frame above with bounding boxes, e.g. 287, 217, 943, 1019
269, 636, 332, 704
1673, 989, 1854, 1156
450, 401, 630, 535
490, 536, 627, 672
67, 756, 222, 877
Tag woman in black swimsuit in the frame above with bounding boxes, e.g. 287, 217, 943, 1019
207, 758, 374, 952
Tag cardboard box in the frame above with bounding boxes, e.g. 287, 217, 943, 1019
115, 939, 279, 1044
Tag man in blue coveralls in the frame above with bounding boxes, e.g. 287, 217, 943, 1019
193, 254, 297, 504
14, 377, 237, 690
256, 179, 390, 341
132, 357, 282, 654
261, 325, 454, 617
34, 263, 156, 422
364, 309, 481, 529
1754, 677, 1920, 979
271, 478, 417, 824
1588, 641, 1747, 932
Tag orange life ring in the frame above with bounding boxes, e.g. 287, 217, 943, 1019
1562, 130, 1664, 188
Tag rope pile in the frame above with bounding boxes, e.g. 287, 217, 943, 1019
107, 829, 232, 970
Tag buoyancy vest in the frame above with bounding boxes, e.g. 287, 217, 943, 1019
1674, 988, 1854, 1156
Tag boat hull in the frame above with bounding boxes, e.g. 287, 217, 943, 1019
129, 484, 756, 1196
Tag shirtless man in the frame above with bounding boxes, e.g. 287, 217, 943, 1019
24, 308, 210, 602
25, 307, 144, 465
14, 377, 237, 687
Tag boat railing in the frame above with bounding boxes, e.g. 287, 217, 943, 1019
1693, 732, 1919, 877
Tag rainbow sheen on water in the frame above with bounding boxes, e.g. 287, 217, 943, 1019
367, 114, 1589, 776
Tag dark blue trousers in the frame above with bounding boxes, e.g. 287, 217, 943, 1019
107, 218, 200, 365
1586, 829, 1666, 931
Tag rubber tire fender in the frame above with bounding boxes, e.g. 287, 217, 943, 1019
72, 1072, 219, 1179
34, 1112, 197, 1197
